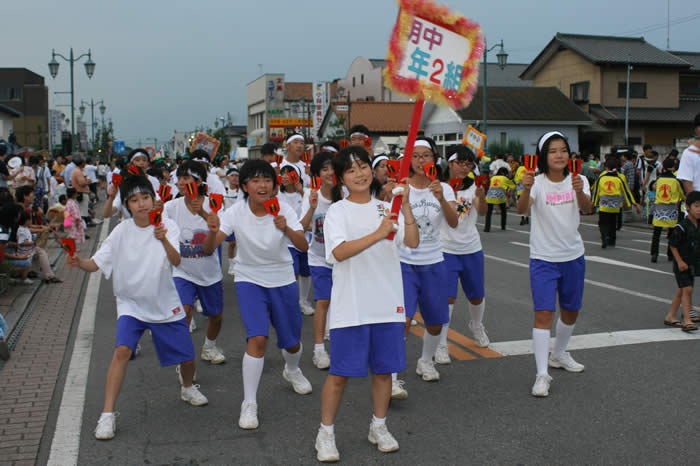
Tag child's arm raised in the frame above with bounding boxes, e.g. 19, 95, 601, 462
274, 215, 308, 252
400, 183, 419, 249
572, 174, 593, 214
300, 191, 317, 231
202, 212, 229, 255
517, 172, 535, 215
154, 224, 181, 266
66, 254, 100, 272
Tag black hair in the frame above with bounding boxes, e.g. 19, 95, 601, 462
349, 125, 370, 137
15, 185, 34, 204
18, 209, 30, 225
496, 167, 509, 177
0, 145, 6, 157
694, 113, 700, 129
669, 149, 679, 158
536, 132, 571, 175
58, 194, 67, 203
331, 146, 372, 202
310, 151, 334, 177
176, 160, 208, 181
409, 136, 439, 176
190, 149, 210, 162
643, 144, 653, 151
279, 165, 301, 193
445, 145, 476, 189
320, 140, 340, 152
66, 187, 78, 198
29, 155, 40, 166
662, 157, 675, 172
239, 159, 277, 199
687, 191, 700, 208
261, 143, 277, 156
119, 175, 155, 214
0, 202, 22, 228
605, 156, 620, 171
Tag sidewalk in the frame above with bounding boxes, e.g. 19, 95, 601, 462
0, 226, 101, 465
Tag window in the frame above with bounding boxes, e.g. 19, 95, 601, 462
680, 76, 700, 96
0, 88, 22, 101
570, 81, 590, 103
618, 82, 647, 99
352, 77, 356, 87
361, 74, 364, 85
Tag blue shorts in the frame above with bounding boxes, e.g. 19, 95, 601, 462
115, 315, 195, 367
309, 266, 332, 301
235, 281, 302, 349
173, 278, 224, 317
401, 261, 449, 326
289, 247, 310, 277
444, 251, 485, 300
226, 232, 235, 242
7, 259, 31, 269
329, 323, 406, 377
530, 256, 585, 311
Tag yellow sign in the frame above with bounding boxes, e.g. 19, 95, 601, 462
269, 118, 313, 127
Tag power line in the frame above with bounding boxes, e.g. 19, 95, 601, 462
620, 11, 700, 37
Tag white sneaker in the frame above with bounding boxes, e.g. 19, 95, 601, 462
415, 358, 440, 382
469, 322, 490, 347
300, 301, 315, 316
548, 352, 584, 372
227, 259, 235, 276
313, 349, 330, 370
368, 423, 399, 453
315, 427, 340, 462
94, 412, 117, 440
195, 300, 203, 313
175, 365, 197, 386
434, 344, 451, 364
531, 374, 553, 397
189, 318, 197, 333
180, 384, 208, 406
282, 368, 312, 394
410, 319, 418, 326
201, 345, 226, 364
391, 379, 408, 400
238, 401, 259, 430
22, 278, 34, 285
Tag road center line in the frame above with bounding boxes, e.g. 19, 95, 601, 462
47, 219, 110, 465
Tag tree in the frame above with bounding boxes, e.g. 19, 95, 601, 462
95, 122, 114, 162
212, 127, 231, 157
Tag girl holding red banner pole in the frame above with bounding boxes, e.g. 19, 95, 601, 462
299, 152, 336, 370
397, 137, 458, 385
438, 145, 489, 365
164, 160, 227, 374
67, 174, 208, 441
314, 146, 418, 462
517, 131, 592, 398
203, 159, 312, 430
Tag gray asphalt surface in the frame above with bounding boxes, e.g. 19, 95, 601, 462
40, 212, 700, 465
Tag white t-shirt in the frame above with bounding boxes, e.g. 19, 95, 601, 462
490, 159, 511, 175
92, 218, 185, 323
398, 182, 456, 265
218, 199, 301, 287
440, 184, 482, 255
224, 187, 242, 209
529, 174, 590, 262
206, 173, 226, 196
325, 198, 407, 329
84, 164, 98, 183
281, 158, 310, 187
676, 146, 700, 191
279, 190, 305, 250
300, 190, 333, 268
163, 197, 222, 286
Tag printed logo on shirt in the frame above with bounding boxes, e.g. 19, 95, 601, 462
172, 306, 181, 315
313, 213, 326, 244
545, 190, 575, 207
180, 229, 209, 259
376, 205, 391, 218
456, 196, 472, 220
397, 306, 405, 314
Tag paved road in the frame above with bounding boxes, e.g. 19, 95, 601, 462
33, 212, 700, 464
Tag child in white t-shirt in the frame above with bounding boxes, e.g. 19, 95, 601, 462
299, 152, 335, 370
314, 146, 419, 462
440, 145, 489, 365
279, 164, 315, 316
203, 159, 312, 431
223, 167, 241, 275
165, 160, 226, 369
66, 174, 208, 441
517, 131, 593, 398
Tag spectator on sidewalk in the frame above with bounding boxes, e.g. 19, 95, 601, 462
676, 113, 700, 193
85, 159, 99, 201
0, 144, 20, 193
65, 188, 85, 248
70, 157, 95, 227
4, 210, 34, 285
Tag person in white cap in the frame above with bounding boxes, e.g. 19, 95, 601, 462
517, 131, 592, 398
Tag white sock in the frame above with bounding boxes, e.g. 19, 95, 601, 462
242, 353, 264, 404
552, 320, 575, 357
468, 300, 485, 328
99, 412, 114, 419
420, 332, 440, 362
392, 372, 397, 381
282, 343, 302, 373
314, 343, 325, 353
371, 415, 386, 426
204, 337, 215, 348
532, 328, 551, 376
229, 258, 235, 266
439, 304, 454, 346
298, 276, 311, 303
320, 423, 334, 434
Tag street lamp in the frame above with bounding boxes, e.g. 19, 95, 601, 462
80, 99, 105, 155
48, 48, 96, 153
481, 39, 508, 146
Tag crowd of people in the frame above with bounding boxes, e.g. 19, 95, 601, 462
1, 113, 699, 462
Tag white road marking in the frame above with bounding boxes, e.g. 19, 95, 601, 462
48, 219, 110, 465
489, 328, 699, 356
634, 239, 667, 247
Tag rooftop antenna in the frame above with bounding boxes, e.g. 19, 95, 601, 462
666, 0, 670, 49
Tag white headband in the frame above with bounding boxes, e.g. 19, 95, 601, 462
286, 134, 304, 144
538, 131, 566, 152
448, 153, 458, 162
187, 169, 202, 180
123, 186, 152, 200
322, 146, 338, 153
372, 155, 388, 169
350, 132, 369, 139
414, 140, 432, 150
130, 151, 149, 162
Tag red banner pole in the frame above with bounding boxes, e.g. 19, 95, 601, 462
387, 99, 424, 240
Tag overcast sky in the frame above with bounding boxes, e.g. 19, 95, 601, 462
4, 0, 699, 147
